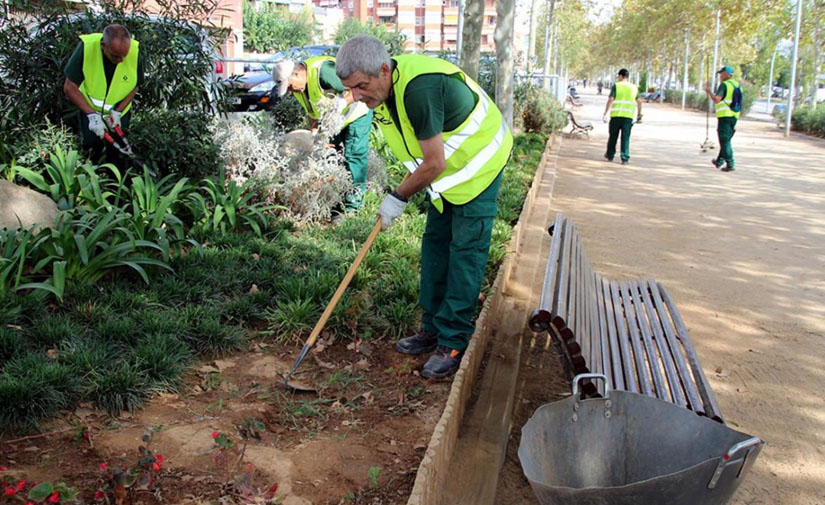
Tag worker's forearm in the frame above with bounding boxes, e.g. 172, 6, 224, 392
63, 78, 94, 115
604, 99, 613, 116
395, 159, 444, 199
115, 87, 138, 113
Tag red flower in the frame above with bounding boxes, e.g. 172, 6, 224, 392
48, 491, 60, 503
94, 490, 105, 501
26, 502, 35, 505
0, 467, 6, 472
99, 462, 108, 471
155, 454, 164, 463
83, 431, 90, 441
5, 487, 16, 497
211, 431, 219, 439
152, 461, 161, 472
15, 480, 25, 491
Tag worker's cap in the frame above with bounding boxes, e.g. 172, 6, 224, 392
272, 60, 295, 97
716, 65, 734, 75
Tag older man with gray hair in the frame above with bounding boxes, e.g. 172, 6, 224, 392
336, 35, 513, 379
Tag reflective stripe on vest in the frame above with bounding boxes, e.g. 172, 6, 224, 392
715, 79, 740, 119
374, 55, 513, 212
78, 33, 139, 115
293, 56, 369, 126
610, 81, 638, 118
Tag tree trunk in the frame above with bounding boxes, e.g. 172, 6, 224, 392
459, 0, 484, 79
495, 0, 515, 128
542, 0, 557, 77
811, 9, 821, 111
526, 0, 540, 72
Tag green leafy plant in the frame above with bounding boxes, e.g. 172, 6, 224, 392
97, 430, 164, 502
188, 168, 275, 237
334, 18, 406, 56
0, 225, 62, 299
515, 84, 567, 135
242, 0, 313, 53
368, 466, 381, 488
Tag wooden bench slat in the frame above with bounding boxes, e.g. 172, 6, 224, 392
610, 280, 638, 393
593, 274, 610, 393
638, 279, 688, 408
658, 283, 724, 422
552, 219, 574, 332
534, 214, 565, 328
628, 279, 669, 400
620, 280, 652, 396
647, 279, 705, 415
601, 277, 625, 391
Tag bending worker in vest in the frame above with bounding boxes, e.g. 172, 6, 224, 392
336, 35, 513, 379
704, 66, 739, 172
602, 68, 642, 165
272, 56, 373, 216
63, 24, 143, 165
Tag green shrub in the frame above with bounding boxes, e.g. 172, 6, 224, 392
88, 362, 148, 415
133, 333, 193, 389
663, 80, 757, 116
129, 109, 221, 178
790, 106, 825, 137
334, 18, 407, 56
515, 84, 567, 135
243, 0, 313, 53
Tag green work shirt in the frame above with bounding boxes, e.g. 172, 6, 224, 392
715, 83, 727, 98
610, 83, 640, 98
64, 41, 145, 104
318, 60, 345, 94
385, 60, 477, 140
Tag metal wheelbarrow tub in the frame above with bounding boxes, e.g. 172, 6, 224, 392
518, 374, 764, 505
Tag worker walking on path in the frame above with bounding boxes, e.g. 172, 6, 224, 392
272, 56, 373, 216
335, 35, 513, 379
602, 68, 642, 165
63, 24, 143, 165
705, 66, 740, 172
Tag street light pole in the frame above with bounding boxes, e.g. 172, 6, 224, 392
457, 0, 465, 57
785, 0, 803, 137
682, 28, 690, 110
767, 46, 777, 114
711, 8, 720, 92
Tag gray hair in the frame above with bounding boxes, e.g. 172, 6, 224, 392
103, 24, 131, 44
335, 34, 391, 79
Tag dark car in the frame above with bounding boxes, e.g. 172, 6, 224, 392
225, 45, 338, 112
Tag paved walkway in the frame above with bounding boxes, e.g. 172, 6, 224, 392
552, 88, 825, 505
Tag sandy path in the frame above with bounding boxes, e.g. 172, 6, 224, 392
550, 88, 825, 505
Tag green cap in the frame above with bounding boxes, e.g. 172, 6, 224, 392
716, 65, 734, 75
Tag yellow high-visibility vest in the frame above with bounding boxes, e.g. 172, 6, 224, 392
78, 33, 139, 115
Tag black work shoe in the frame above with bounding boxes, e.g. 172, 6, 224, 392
721, 166, 735, 172
711, 158, 724, 168
604, 154, 613, 162
421, 345, 463, 379
395, 330, 438, 355
621, 159, 629, 165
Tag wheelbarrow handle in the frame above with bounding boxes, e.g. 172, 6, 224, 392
572, 373, 611, 398
708, 436, 765, 489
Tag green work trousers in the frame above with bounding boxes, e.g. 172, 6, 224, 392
606, 116, 634, 162
716, 116, 737, 168
419, 171, 503, 352
332, 110, 373, 211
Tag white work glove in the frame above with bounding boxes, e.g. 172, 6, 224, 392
107, 109, 122, 129
87, 113, 105, 139
333, 96, 349, 114
378, 191, 407, 231
602, 113, 609, 123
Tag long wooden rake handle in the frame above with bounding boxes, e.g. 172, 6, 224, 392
284, 217, 383, 384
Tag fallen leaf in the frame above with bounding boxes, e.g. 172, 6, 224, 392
357, 343, 374, 356
355, 358, 370, 370
715, 368, 731, 378
46, 349, 58, 359
413, 442, 428, 450
214, 359, 236, 371
249, 284, 259, 295
251, 253, 261, 261
313, 355, 336, 369
312, 343, 326, 354
346, 342, 356, 351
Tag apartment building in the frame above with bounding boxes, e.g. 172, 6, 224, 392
314, 0, 499, 53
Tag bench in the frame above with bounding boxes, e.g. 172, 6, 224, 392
564, 95, 583, 110
529, 213, 724, 422
566, 111, 593, 138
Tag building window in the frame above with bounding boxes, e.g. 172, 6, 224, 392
416, 16, 424, 24
488, 16, 495, 24
378, 1, 394, 7
367, 0, 373, 6
449, 0, 459, 6
379, 16, 395, 23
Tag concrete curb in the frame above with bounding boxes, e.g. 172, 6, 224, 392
406, 133, 561, 505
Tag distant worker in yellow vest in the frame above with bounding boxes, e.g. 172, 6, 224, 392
63, 24, 143, 160
272, 56, 373, 217
336, 35, 513, 379
704, 66, 740, 172
602, 68, 642, 165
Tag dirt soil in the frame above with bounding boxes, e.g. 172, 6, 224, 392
495, 89, 825, 505
0, 339, 451, 504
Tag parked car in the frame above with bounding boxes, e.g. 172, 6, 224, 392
225, 45, 338, 112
